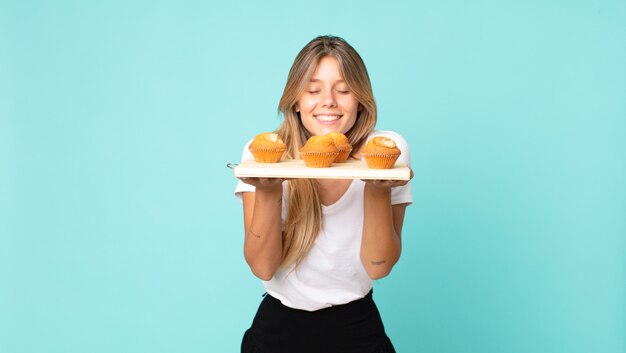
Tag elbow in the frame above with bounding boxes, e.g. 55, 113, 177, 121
366, 266, 392, 280
363, 256, 395, 279
363, 254, 400, 280
251, 267, 275, 281
244, 254, 279, 281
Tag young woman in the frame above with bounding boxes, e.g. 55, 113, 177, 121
235, 35, 413, 353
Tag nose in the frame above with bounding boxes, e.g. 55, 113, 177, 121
321, 90, 337, 107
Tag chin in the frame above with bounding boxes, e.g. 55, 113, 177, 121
318, 128, 342, 135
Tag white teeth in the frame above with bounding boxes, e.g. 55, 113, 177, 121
316, 115, 341, 121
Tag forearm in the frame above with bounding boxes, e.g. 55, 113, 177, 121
244, 188, 283, 280
360, 185, 401, 279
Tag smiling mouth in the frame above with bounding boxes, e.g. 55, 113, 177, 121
314, 114, 342, 122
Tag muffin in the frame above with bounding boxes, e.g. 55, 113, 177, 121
299, 135, 339, 168
360, 136, 401, 169
325, 132, 353, 163
248, 132, 287, 163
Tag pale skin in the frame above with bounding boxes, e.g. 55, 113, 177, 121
240, 178, 284, 280
239, 56, 413, 280
239, 170, 413, 280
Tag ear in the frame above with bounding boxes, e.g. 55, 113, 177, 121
295, 104, 300, 113
358, 104, 363, 112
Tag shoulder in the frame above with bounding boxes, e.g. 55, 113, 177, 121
239, 138, 254, 161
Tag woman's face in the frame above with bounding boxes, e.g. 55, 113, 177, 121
296, 56, 360, 136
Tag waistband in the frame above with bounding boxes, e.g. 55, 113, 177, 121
260, 289, 377, 325
246, 289, 389, 353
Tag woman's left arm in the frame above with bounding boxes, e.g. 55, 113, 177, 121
360, 172, 413, 279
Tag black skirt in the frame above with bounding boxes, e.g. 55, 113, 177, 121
241, 290, 396, 353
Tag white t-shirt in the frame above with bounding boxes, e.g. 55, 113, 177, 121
234, 130, 413, 311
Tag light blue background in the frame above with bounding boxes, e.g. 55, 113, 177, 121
1, 1, 625, 352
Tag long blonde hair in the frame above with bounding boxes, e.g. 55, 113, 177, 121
276, 35, 377, 267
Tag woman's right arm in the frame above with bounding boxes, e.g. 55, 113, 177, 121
240, 178, 284, 280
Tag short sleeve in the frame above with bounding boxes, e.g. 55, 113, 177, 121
234, 140, 255, 201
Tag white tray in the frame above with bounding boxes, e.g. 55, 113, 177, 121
232, 159, 410, 180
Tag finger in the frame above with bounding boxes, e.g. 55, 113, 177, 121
238, 177, 254, 185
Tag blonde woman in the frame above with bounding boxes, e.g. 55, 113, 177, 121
235, 35, 413, 353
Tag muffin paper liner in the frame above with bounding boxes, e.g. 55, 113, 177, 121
333, 148, 353, 163
249, 147, 286, 163
361, 152, 401, 169
300, 151, 339, 168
